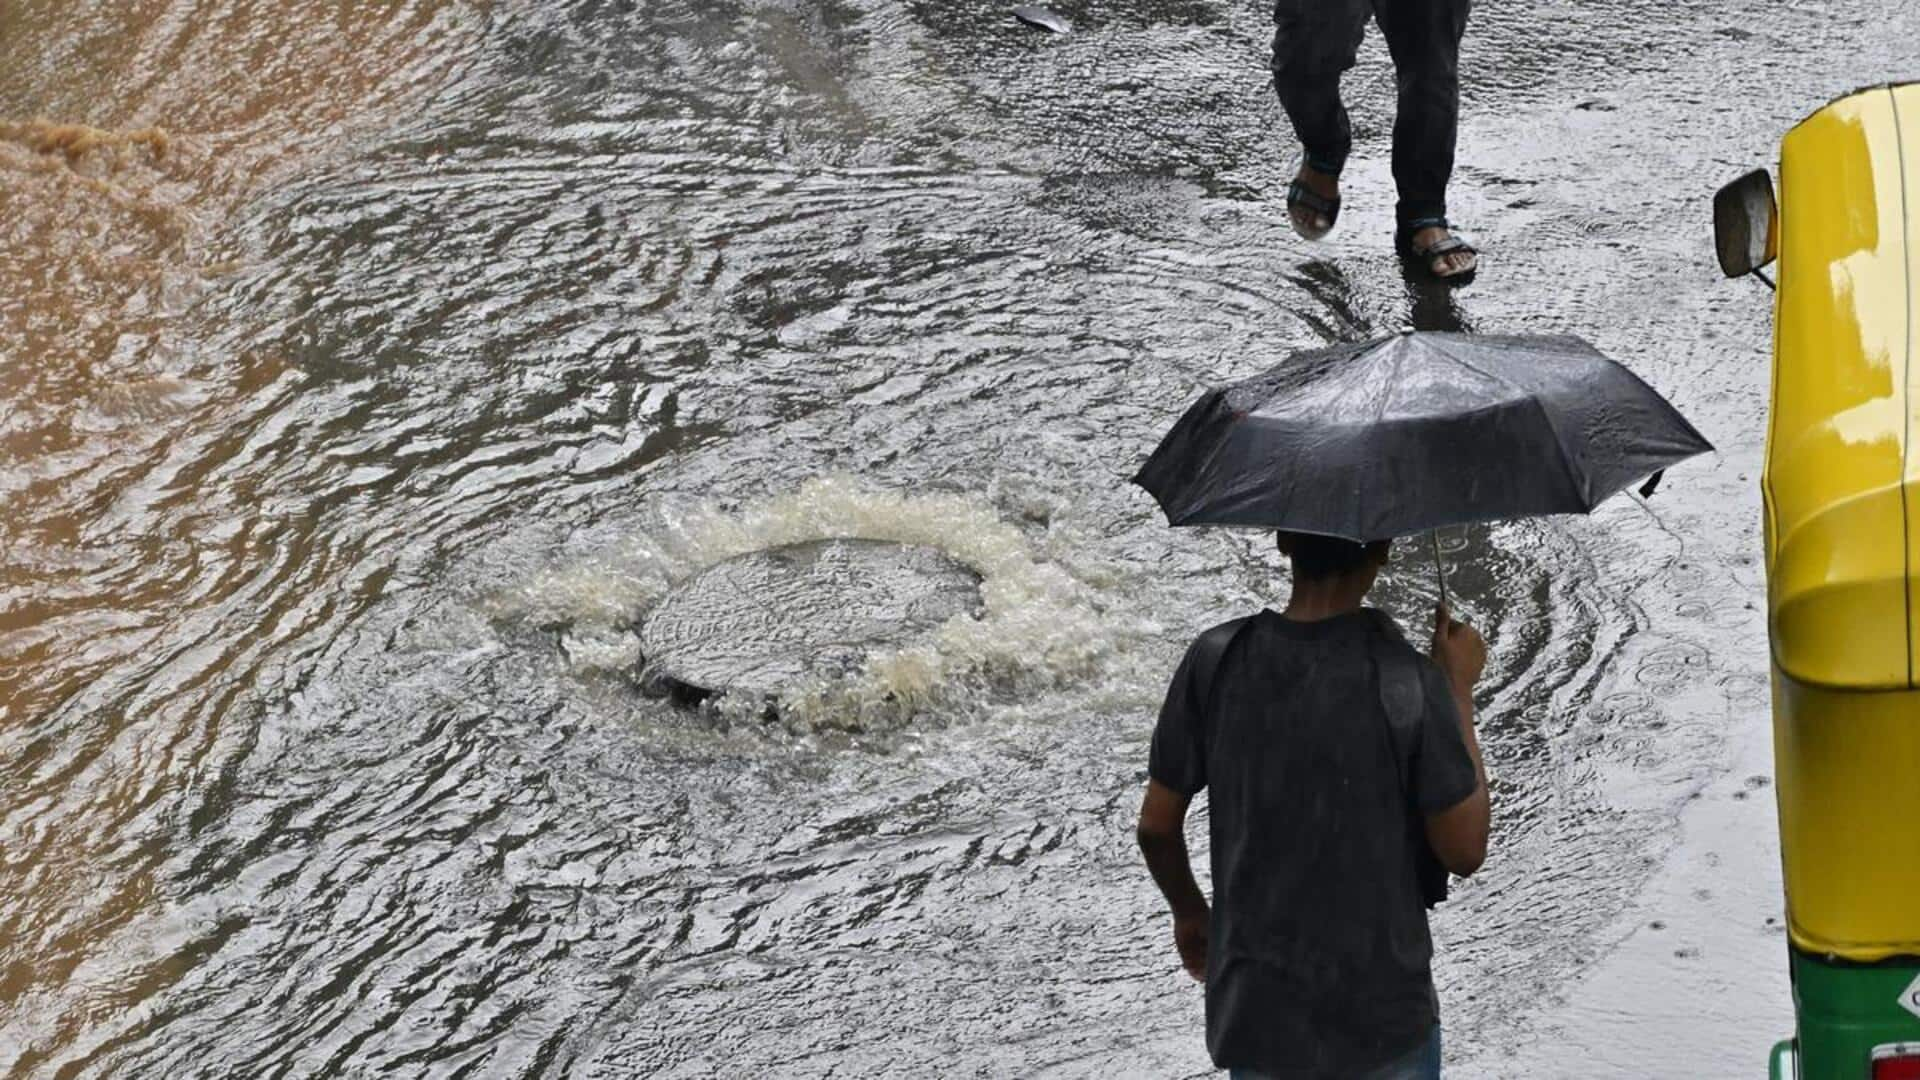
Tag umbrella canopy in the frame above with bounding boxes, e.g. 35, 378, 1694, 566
1133, 331, 1713, 541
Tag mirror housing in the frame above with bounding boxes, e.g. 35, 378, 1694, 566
1714, 169, 1779, 279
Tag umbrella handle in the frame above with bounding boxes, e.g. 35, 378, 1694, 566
1429, 529, 1449, 611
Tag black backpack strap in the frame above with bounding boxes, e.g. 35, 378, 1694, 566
1191, 616, 1254, 722
1365, 609, 1424, 773
1374, 638, 1452, 908
1375, 646, 1426, 775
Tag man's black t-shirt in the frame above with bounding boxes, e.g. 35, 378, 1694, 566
1149, 608, 1477, 1079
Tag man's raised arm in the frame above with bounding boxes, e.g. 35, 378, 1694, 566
1425, 605, 1491, 877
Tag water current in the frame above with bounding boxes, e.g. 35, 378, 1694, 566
3, 0, 1917, 1075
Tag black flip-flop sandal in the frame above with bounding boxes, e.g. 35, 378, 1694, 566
1287, 179, 1340, 241
1397, 223, 1479, 282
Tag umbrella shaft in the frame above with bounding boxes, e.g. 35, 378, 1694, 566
1429, 530, 1449, 610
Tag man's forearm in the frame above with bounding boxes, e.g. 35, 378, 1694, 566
1431, 614, 1493, 875
1137, 828, 1208, 919
1449, 679, 1488, 789
1420, 677, 1493, 876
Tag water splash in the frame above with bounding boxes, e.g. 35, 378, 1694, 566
486, 475, 1131, 731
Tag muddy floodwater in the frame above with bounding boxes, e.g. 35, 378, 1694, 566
4, 1, 1917, 1076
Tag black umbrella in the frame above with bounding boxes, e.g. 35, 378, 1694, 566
1133, 331, 1712, 594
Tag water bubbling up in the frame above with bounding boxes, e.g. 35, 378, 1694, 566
485, 475, 1138, 732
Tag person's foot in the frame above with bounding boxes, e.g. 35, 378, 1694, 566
1410, 224, 1477, 278
1287, 164, 1341, 240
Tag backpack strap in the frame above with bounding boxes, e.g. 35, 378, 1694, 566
1375, 646, 1427, 778
1373, 632, 1452, 908
1364, 609, 1425, 771
1190, 616, 1254, 723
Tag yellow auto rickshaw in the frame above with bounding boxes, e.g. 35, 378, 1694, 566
1714, 81, 1920, 1080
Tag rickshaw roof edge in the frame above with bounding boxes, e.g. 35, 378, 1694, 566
1786, 80, 1919, 135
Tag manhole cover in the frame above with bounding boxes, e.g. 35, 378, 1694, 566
639, 539, 984, 701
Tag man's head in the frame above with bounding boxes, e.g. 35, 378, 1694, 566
1275, 531, 1391, 584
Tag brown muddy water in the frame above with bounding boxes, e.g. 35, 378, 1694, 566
2, 1, 1915, 1076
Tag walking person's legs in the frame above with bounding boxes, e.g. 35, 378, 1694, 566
1270, 0, 1370, 238
1373, 0, 1475, 278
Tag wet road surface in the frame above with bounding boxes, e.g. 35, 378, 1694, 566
4, 0, 1917, 1075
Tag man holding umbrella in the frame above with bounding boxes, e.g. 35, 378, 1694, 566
1131, 331, 1712, 1077
1137, 536, 1488, 1078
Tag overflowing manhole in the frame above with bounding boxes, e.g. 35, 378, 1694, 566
638, 538, 985, 703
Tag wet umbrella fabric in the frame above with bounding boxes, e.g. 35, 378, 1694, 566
1133, 332, 1712, 541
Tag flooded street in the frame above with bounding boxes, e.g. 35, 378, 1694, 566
4, 0, 1917, 1075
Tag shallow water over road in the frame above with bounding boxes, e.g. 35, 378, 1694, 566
3, 1, 1916, 1075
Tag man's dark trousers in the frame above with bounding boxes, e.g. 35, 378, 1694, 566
1271, 0, 1471, 231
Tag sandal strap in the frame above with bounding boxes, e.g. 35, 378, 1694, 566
1416, 235, 1475, 257
1287, 180, 1340, 216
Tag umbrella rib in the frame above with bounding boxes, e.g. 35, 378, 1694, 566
1380, 339, 1403, 423
1360, 343, 1406, 539
1427, 336, 1596, 506
1423, 334, 1536, 398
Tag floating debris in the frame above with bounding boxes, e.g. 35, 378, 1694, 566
1012, 5, 1071, 33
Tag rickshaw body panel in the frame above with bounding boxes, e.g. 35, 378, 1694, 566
1760, 82, 1920, 1079
1790, 952, 1920, 1077
1765, 88, 1912, 693
1900, 82, 1920, 681
1771, 677, 1920, 959
1767, 83, 1920, 956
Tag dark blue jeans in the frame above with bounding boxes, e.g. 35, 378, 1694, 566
1228, 1023, 1442, 1080
1271, 0, 1471, 230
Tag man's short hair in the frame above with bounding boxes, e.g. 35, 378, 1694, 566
1277, 531, 1385, 580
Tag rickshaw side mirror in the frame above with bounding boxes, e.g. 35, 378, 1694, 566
1714, 169, 1779, 280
